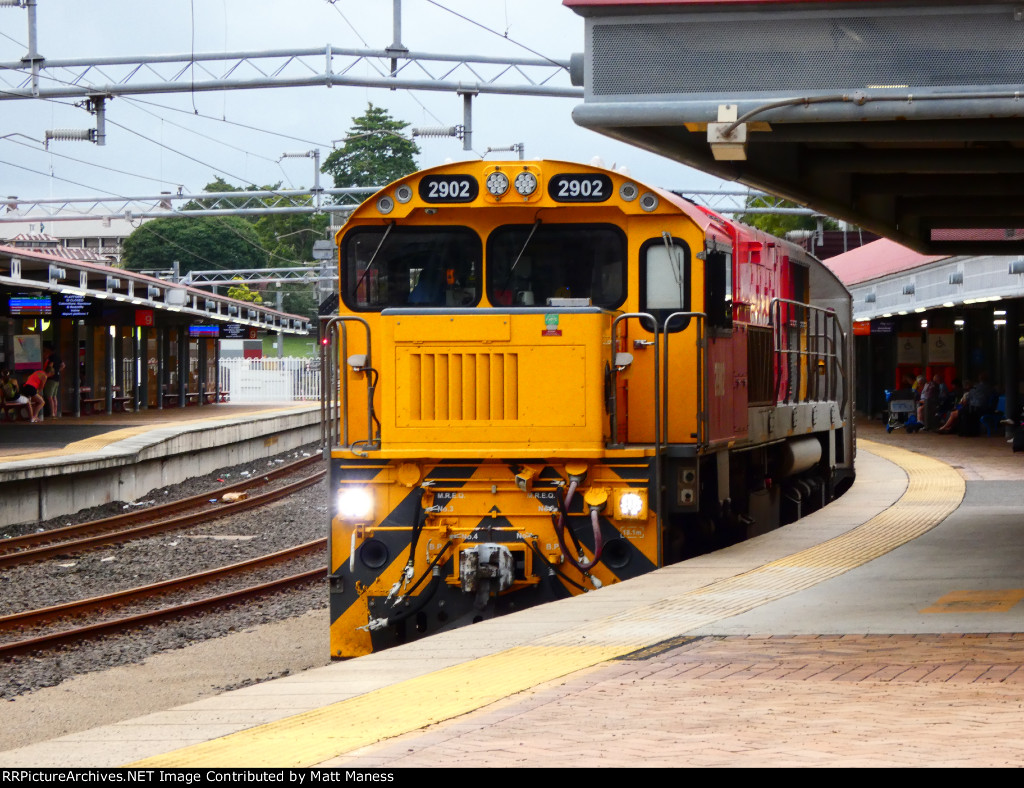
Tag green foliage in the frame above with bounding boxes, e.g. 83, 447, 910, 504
738, 196, 839, 237
184, 177, 330, 265
321, 103, 420, 190
280, 286, 318, 318
227, 280, 263, 304
121, 215, 268, 274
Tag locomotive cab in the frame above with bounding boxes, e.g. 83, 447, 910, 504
323, 160, 854, 657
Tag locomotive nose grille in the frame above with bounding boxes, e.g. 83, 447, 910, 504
407, 351, 519, 421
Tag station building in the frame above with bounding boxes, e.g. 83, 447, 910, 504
826, 239, 1023, 426
0, 244, 312, 418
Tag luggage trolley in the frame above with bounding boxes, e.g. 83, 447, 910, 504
885, 390, 922, 433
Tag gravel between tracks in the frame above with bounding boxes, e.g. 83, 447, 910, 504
0, 443, 331, 708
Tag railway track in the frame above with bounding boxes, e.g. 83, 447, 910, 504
0, 453, 329, 659
0, 540, 327, 657
0, 455, 325, 569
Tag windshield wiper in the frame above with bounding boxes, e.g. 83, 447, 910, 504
351, 222, 395, 298
501, 219, 542, 291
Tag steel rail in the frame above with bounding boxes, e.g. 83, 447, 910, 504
0, 461, 325, 569
0, 551, 326, 657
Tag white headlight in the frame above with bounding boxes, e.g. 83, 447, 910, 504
337, 487, 374, 522
514, 171, 538, 196
618, 492, 644, 518
486, 171, 510, 197
614, 490, 648, 520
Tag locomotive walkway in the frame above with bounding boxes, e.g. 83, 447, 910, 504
3, 419, 1024, 767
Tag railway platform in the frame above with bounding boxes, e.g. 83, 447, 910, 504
0, 402, 320, 527
2, 419, 1024, 767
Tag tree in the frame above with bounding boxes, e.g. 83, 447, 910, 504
184, 177, 330, 264
227, 280, 263, 304
321, 103, 420, 190
121, 215, 268, 275
738, 196, 839, 238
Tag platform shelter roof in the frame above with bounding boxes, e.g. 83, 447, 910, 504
0, 244, 312, 335
824, 239, 948, 287
564, 0, 1024, 256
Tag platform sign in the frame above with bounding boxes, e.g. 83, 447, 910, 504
220, 323, 256, 339
928, 329, 955, 364
134, 309, 155, 327
56, 293, 93, 318
896, 332, 923, 365
871, 319, 896, 334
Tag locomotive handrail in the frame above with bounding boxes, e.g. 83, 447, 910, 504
608, 312, 659, 453
320, 315, 376, 457
768, 297, 848, 414
662, 312, 708, 451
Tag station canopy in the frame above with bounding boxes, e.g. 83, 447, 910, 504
565, 0, 1024, 255
0, 245, 312, 334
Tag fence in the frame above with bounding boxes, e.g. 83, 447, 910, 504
219, 357, 321, 402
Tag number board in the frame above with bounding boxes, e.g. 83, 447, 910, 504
548, 173, 613, 203
418, 174, 479, 203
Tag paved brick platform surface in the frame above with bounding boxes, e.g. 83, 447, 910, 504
339, 633, 1024, 767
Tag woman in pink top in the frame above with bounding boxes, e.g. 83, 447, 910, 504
22, 363, 52, 423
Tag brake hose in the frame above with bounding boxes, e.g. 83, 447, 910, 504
553, 481, 606, 573
362, 571, 443, 632
527, 539, 590, 592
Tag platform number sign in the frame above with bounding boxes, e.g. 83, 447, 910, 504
548, 173, 613, 203
418, 174, 479, 204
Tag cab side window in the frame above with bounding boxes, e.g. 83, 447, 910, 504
705, 250, 733, 331
640, 237, 690, 331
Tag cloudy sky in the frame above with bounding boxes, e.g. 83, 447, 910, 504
0, 0, 730, 208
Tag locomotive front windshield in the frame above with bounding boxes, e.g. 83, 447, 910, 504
341, 226, 482, 310
486, 224, 626, 308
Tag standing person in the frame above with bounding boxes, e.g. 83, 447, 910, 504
917, 374, 947, 427
43, 340, 65, 419
23, 362, 52, 423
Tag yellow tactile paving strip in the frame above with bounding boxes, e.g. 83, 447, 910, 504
130, 438, 965, 768
0, 405, 311, 463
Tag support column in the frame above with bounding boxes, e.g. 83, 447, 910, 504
197, 336, 206, 408
177, 329, 187, 408
1004, 301, 1020, 432
72, 321, 81, 417
133, 327, 141, 412
214, 332, 221, 404
157, 326, 166, 410
105, 327, 114, 415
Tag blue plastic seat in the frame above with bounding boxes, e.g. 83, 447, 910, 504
980, 395, 1006, 437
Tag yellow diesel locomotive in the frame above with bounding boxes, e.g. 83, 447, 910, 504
321, 160, 853, 657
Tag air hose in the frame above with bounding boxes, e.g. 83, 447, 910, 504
362, 538, 454, 632
553, 480, 606, 573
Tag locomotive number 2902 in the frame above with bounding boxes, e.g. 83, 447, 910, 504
418, 174, 479, 203
548, 173, 612, 203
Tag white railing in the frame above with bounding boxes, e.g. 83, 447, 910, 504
219, 357, 321, 402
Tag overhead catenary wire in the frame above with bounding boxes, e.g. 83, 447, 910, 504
1, 133, 184, 189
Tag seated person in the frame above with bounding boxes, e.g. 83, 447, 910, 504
1, 367, 29, 412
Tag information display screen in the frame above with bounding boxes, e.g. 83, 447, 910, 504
56, 293, 94, 318
220, 323, 250, 339
188, 325, 220, 338
7, 294, 52, 316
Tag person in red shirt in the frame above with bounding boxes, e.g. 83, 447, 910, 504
22, 362, 52, 423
